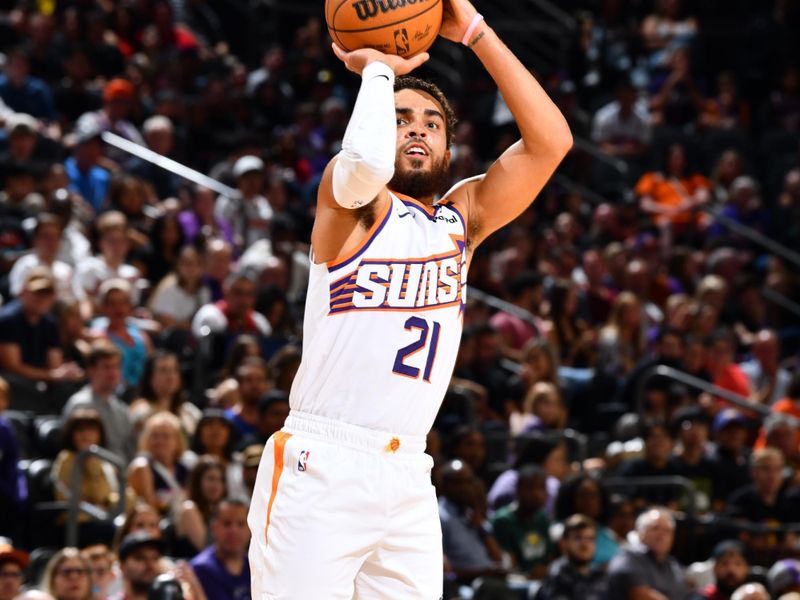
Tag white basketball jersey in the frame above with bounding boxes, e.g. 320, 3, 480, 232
289, 191, 468, 436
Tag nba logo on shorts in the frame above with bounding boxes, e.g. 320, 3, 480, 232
393, 28, 409, 55
298, 450, 310, 472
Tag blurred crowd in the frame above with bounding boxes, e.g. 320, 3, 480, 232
0, 0, 799, 599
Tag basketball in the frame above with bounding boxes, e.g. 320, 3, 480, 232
326, 0, 443, 58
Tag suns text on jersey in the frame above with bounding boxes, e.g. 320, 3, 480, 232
328, 251, 465, 315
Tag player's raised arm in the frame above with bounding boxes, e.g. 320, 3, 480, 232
442, 0, 573, 249
311, 46, 428, 264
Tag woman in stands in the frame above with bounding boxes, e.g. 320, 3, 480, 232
174, 455, 227, 554
127, 411, 189, 516
554, 473, 619, 565
147, 245, 211, 332
51, 409, 123, 521
42, 548, 93, 600
190, 409, 246, 497
129, 351, 201, 436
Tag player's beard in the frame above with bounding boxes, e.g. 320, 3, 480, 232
389, 155, 450, 202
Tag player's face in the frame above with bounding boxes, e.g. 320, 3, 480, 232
391, 88, 451, 200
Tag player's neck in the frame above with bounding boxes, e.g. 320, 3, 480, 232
388, 187, 436, 207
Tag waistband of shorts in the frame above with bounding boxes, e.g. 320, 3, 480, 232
283, 410, 427, 455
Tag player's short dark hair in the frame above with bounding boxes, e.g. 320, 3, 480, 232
394, 76, 457, 149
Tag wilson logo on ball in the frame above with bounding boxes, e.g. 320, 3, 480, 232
351, 0, 428, 21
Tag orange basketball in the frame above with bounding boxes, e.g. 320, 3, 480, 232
326, 0, 443, 58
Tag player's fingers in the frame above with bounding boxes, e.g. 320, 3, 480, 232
399, 52, 429, 74
331, 43, 348, 62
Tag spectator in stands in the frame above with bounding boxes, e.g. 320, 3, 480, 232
0, 47, 56, 122
649, 46, 707, 128
710, 409, 752, 511
598, 291, 645, 379
517, 339, 560, 394
52, 409, 121, 521
92, 279, 153, 390
215, 155, 273, 250
763, 374, 800, 449
129, 352, 201, 436
635, 142, 711, 231
224, 357, 272, 438
64, 120, 109, 214
240, 390, 289, 447
112, 503, 162, 555
80, 545, 119, 600
1, 114, 40, 167
0, 377, 26, 541
607, 507, 690, 599
619, 326, 685, 411
126, 116, 180, 200
0, 268, 84, 402
554, 474, 618, 565
63, 340, 135, 461
240, 445, 263, 499
73, 211, 141, 319
191, 270, 271, 341
491, 465, 553, 579
617, 419, 681, 507
758, 414, 800, 468
670, 405, 715, 512
767, 66, 800, 132
534, 514, 609, 600
591, 79, 651, 162
176, 456, 227, 555
127, 411, 189, 516
767, 559, 800, 597
700, 71, 750, 131
189, 497, 251, 600
0, 539, 27, 600
9, 213, 73, 300
53, 299, 90, 368
549, 279, 594, 369
76, 79, 144, 163
148, 245, 212, 331
740, 329, 792, 406
438, 460, 508, 585
41, 548, 93, 600
510, 382, 566, 436
726, 447, 795, 524
489, 271, 546, 361
707, 329, 752, 407
114, 533, 164, 600
701, 540, 751, 600
49, 189, 91, 268
489, 436, 569, 514
178, 186, 235, 248
142, 212, 185, 286
199, 238, 233, 303
191, 410, 244, 498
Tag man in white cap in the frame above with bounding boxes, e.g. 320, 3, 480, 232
215, 155, 273, 250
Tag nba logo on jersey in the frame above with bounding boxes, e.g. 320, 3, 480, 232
298, 450, 310, 472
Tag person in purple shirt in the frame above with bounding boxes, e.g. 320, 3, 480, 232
190, 497, 251, 600
0, 377, 27, 540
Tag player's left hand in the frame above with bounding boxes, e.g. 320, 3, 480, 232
439, 0, 480, 43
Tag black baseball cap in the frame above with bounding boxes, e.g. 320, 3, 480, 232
118, 532, 165, 561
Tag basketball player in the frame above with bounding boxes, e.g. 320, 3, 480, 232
248, 0, 572, 597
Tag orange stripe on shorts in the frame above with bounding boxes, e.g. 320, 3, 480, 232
264, 431, 292, 546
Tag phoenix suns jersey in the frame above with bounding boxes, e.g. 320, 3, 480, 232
289, 190, 468, 436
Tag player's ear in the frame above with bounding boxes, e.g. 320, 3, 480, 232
444, 148, 452, 166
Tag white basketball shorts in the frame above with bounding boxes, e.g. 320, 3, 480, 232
247, 410, 443, 599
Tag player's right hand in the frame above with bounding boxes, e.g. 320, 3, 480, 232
332, 43, 429, 77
